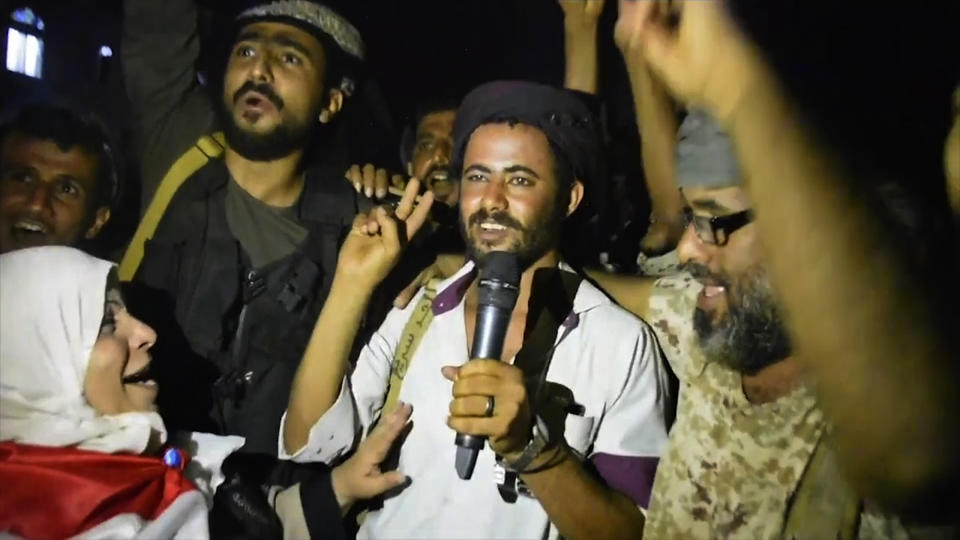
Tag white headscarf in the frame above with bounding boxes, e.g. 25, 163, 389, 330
0, 246, 165, 454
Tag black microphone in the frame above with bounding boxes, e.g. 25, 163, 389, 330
455, 251, 521, 480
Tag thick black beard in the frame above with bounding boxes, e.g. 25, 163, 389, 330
217, 99, 314, 162
688, 264, 792, 374
459, 196, 565, 272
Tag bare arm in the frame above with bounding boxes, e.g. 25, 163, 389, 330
284, 182, 435, 454
283, 273, 374, 454
521, 446, 645, 540
585, 268, 655, 320
559, 0, 605, 95
726, 60, 959, 510
619, 0, 960, 510
445, 357, 648, 539
630, 61, 680, 217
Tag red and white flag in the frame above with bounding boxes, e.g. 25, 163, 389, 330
0, 442, 208, 540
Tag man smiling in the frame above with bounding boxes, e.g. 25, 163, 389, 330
283, 81, 670, 539
0, 105, 117, 255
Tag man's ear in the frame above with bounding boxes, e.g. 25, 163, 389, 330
566, 179, 585, 217
319, 88, 344, 124
84, 207, 111, 239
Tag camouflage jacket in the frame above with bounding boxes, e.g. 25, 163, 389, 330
643, 273, 927, 539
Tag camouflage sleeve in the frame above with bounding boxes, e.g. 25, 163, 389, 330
646, 273, 706, 383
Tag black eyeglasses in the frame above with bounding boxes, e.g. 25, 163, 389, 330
683, 207, 755, 246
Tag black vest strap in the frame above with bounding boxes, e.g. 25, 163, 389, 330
513, 268, 583, 402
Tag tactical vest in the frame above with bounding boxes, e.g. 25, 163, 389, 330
128, 146, 364, 455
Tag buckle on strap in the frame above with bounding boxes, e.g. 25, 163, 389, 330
493, 457, 535, 503
243, 270, 266, 302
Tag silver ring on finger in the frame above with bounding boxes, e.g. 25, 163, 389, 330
484, 396, 495, 417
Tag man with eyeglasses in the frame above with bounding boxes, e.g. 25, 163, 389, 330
590, 108, 926, 536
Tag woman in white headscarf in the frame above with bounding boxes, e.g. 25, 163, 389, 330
0, 247, 413, 540
0, 246, 165, 453
0, 246, 212, 539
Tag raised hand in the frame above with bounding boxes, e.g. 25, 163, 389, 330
336, 178, 435, 290
559, 0, 606, 94
614, 0, 763, 123
330, 402, 413, 510
559, 0, 606, 32
345, 163, 406, 200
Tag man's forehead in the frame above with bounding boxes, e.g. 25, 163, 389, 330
237, 21, 324, 54
418, 109, 457, 135
464, 122, 552, 164
682, 186, 751, 214
2, 133, 98, 173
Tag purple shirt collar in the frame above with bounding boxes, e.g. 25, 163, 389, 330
431, 263, 580, 330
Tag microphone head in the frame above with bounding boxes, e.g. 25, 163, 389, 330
478, 251, 520, 284
477, 251, 520, 311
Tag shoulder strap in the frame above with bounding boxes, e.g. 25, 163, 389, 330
381, 280, 441, 416
514, 269, 582, 403
119, 132, 226, 281
783, 432, 861, 539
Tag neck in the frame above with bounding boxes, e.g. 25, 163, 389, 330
224, 146, 305, 207
466, 248, 562, 313
741, 356, 808, 404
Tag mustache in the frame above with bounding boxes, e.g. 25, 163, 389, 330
467, 209, 523, 231
682, 262, 730, 289
423, 164, 452, 184
233, 81, 284, 110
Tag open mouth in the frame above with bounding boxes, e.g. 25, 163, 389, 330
701, 284, 726, 298
122, 363, 156, 386
12, 218, 48, 236
695, 278, 728, 311
427, 169, 449, 184
241, 91, 278, 113
475, 220, 513, 244
478, 221, 508, 232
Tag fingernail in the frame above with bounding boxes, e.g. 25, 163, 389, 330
376, 188, 387, 199
353, 182, 360, 192
365, 187, 373, 198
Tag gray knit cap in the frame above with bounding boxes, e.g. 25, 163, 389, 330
675, 109, 742, 188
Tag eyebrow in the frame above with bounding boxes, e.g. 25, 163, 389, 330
503, 165, 540, 179
237, 31, 312, 58
689, 197, 735, 214
464, 164, 492, 174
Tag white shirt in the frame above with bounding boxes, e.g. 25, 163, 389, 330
282, 262, 670, 539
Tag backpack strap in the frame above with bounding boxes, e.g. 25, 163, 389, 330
514, 269, 582, 403
119, 132, 226, 280
381, 279, 441, 416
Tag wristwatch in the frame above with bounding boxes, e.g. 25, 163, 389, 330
504, 415, 552, 473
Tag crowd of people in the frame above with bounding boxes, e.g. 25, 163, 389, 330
1, 0, 958, 538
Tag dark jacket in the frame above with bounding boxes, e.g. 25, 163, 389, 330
122, 0, 370, 454
127, 156, 362, 454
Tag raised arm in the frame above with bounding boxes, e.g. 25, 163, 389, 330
585, 268, 655, 320
283, 182, 434, 454
615, 15, 685, 255
123, 0, 216, 200
617, 0, 960, 512
559, 0, 605, 95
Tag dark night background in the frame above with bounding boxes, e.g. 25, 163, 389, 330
2, 0, 958, 259
0, 0, 635, 159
